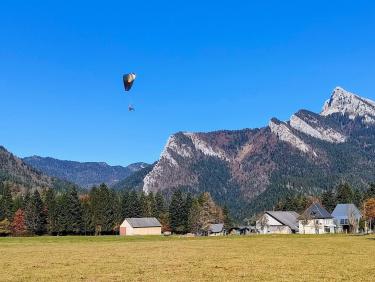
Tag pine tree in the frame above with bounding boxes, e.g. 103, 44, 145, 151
147, 192, 158, 218
90, 184, 117, 234
188, 198, 202, 234
336, 183, 354, 204
128, 191, 142, 218
364, 183, 375, 200
223, 205, 234, 229
0, 184, 13, 221
65, 186, 83, 234
169, 190, 186, 234
184, 193, 193, 232
44, 189, 57, 234
11, 209, 27, 236
321, 190, 336, 212
81, 195, 94, 235
139, 192, 150, 217
120, 191, 130, 219
25, 190, 46, 235
155, 191, 166, 218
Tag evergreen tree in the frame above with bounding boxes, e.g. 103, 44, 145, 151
65, 186, 83, 234
155, 191, 166, 218
81, 195, 94, 235
0, 184, 13, 221
169, 190, 186, 234
12, 195, 24, 214
336, 183, 354, 204
184, 193, 193, 232
128, 190, 142, 218
364, 183, 375, 200
25, 190, 46, 235
321, 190, 336, 212
55, 194, 69, 235
353, 189, 363, 208
90, 184, 117, 234
139, 192, 150, 217
120, 191, 131, 219
147, 192, 158, 218
188, 198, 202, 234
44, 189, 57, 234
223, 205, 234, 229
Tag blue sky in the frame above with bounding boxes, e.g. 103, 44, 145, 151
1, 1, 375, 166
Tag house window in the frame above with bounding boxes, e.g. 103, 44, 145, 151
340, 219, 349, 225
324, 227, 330, 233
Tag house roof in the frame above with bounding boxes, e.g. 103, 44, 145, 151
298, 202, 333, 220
125, 217, 161, 228
332, 204, 361, 219
266, 211, 300, 232
209, 223, 224, 233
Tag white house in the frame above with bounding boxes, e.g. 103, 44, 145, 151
298, 202, 335, 234
332, 204, 361, 233
119, 218, 162, 236
256, 211, 300, 234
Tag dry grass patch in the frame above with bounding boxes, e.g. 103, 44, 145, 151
1, 234, 375, 281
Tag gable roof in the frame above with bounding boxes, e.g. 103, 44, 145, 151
209, 223, 224, 233
266, 211, 300, 232
332, 204, 361, 219
298, 202, 333, 220
125, 217, 161, 228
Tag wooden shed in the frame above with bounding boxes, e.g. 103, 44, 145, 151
119, 217, 162, 236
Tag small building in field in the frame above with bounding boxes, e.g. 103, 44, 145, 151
120, 217, 162, 236
208, 223, 225, 236
298, 202, 335, 234
332, 204, 361, 233
256, 211, 300, 234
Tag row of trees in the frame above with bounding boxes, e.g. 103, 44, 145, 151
0, 183, 228, 236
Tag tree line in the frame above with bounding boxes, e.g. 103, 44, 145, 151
0, 182, 230, 236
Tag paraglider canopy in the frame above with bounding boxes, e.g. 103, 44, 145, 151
123, 73, 136, 91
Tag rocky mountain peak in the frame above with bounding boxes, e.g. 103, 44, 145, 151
321, 87, 375, 123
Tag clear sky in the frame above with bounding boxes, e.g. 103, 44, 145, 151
1, 1, 375, 166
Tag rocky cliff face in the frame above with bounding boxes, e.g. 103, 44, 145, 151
142, 87, 375, 217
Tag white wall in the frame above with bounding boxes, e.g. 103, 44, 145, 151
256, 214, 293, 234
299, 219, 335, 234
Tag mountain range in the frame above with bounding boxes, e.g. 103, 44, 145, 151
0, 146, 76, 193
22, 156, 148, 188
136, 87, 375, 218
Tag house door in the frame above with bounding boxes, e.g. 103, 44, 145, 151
120, 227, 126, 236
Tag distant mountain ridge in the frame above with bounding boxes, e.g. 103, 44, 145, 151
23, 156, 149, 188
0, 146, 77, 193
140, 87, 375, 218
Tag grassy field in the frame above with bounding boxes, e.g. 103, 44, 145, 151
1, 234, 375, 281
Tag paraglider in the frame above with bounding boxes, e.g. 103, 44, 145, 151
123, 72, 137, 112
123, 73, 136, 91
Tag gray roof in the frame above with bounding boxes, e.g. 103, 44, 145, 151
209, 223, 224, 233
332, 204, 361, 219
299, 202, 333, 220
266, 211, 300, 232
125, 217, 161, 228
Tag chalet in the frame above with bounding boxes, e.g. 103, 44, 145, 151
332, 204, 361, 233
298, 202, 335, 234
256, 211, 300, 234
119, 217, 162, 236
208, 223, 225, 236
